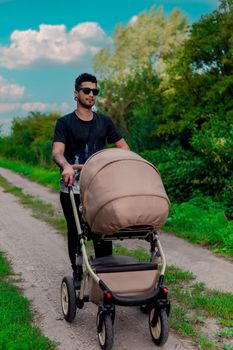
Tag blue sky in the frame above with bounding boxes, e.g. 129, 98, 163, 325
0, 0, 218, 134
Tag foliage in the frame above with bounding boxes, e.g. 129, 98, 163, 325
97, 68, 162, 151
152, 1, 233, 216
0, 111, 60, 167
155, 0, 233, 140
141, 146, 203, 201
94, 1, 233, 215
0, 158, 60, 190
93, 5, 188, 78
165, 195, 233, 257
141, 144, 233, 218
137, 0, 233, 217
93, 5, 188, 150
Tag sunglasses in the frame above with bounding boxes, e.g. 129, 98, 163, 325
78, 87, 99, 96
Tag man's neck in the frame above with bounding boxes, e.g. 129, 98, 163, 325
75, 106, 93, 121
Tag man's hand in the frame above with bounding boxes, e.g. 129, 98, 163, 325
62, 164, 75, 186
72, 164, 84, 170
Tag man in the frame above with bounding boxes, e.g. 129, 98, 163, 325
52, 73, 129, 280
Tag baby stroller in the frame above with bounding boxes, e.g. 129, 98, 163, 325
61, 149, 171, 350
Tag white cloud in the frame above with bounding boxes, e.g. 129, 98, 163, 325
0, 103, 19, 112
0, 101, 70, 134
0, 22, 112, 69
0, 76, 25, 101
21, 101, 70, 112
0, 101, 69, 113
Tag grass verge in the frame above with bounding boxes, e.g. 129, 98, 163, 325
0, 157, 60, 190
0, 251, 56, 349
165, 199, 233, 259
0, 174, 67, 235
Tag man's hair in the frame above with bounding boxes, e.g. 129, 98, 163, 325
75, 73, 97, 91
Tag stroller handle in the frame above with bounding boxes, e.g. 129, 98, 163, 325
68, 186, 82, 235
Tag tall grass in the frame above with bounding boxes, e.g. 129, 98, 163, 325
0, 157, 59, 190
165, 197, 233, 258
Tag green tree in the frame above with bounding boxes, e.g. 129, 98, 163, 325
93, 6, 188, 78
93, 5, 188, 150
151, 0, 233, 210
0, 111, 60, 166
96, 68, 162, 151
155, 0, 233, 140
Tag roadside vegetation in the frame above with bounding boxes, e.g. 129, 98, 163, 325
0, 157, 59, 190
0, 175, 66, 234
0, 251, 56, 350
0, 175, 232, 349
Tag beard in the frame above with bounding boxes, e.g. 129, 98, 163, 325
78, 98, 94, 109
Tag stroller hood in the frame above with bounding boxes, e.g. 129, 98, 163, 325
80, 148, 170, 234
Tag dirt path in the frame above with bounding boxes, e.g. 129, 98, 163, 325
0, 167, 62, 214
0, 167, 233, 350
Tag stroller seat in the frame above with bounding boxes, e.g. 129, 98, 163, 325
90, 255, 159, 303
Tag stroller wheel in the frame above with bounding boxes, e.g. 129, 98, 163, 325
61, 276, 76, 323
149, 307, 169, 346
97, 313, 114, 350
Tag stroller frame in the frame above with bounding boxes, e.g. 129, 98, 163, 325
61, 187, 170, 349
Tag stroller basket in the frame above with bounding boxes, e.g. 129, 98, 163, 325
90, 255, 159, 305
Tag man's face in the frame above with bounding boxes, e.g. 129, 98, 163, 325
74, 81, 98, 109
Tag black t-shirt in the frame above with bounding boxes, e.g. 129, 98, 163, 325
53, 111, 122, 166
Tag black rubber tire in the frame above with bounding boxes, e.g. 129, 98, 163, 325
149, 308, 169, 346
61, 276, 76, 323
97, 313, 114, 350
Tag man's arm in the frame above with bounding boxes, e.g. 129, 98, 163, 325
114, 138, 130, 150
52, 142, 75, 186
52, 142, 69, 169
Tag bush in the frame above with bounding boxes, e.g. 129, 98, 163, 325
141, 144, 233, 218
0, 112, 59, 168
141, 146, 206, 202
165, 194, 233, 256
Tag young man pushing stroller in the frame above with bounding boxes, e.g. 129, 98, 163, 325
52, 73, 129, 282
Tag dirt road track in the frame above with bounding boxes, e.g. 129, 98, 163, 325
0, 167, 233, 350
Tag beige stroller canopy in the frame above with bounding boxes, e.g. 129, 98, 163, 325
80, 148, 170, 234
